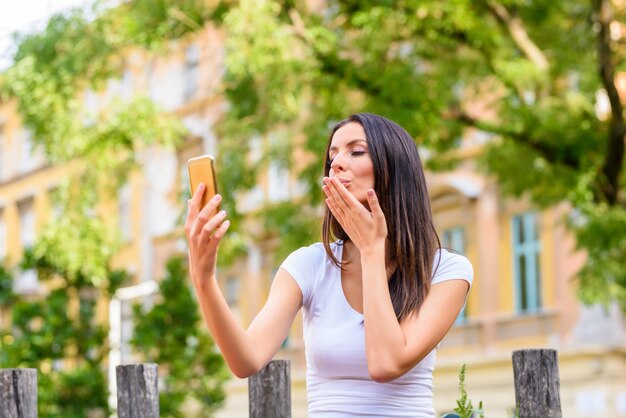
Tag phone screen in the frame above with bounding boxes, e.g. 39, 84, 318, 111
187, 155, 218, 212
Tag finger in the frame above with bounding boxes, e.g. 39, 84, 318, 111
324, 185, 351, 229
213, 219, 231, 241
199, 210, 228, 242
321, 183, 340, 218
366, 189, 385, 219
323, 178, 350, 216
185, 183, 206, 231
206, 220, 231, 251
192, 193, 223, 237
328, 177, 364, 215
325, 196, 361, 244
324, 197, 344, 226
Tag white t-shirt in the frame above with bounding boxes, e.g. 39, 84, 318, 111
280, 241, 473, 418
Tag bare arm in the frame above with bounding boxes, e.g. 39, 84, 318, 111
192, 268, 302, 378
360, 244, 469, 382
322, 177, 469, 382
186, 184, 302, 378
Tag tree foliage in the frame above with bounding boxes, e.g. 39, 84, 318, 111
2, 1, 623, 415
213, 0, 626, 309
131, 256, 228, 417
0, 248, 122, 417
0, 1, 228, 416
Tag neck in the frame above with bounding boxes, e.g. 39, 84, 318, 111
344, 240, 396, 271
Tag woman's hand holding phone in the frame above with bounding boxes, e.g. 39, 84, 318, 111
185, 183, 230, 288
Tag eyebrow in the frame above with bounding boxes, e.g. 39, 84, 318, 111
329, 139, 368, 152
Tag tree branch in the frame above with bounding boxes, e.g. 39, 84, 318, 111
451, 109, 580, 171
486, 1, 550, 71
288, 8, 383, 96
445, 29, 529, 103
594, 0, 626, 205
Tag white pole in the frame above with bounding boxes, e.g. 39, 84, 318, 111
108, 298, 121, 414
108, 280, 159, 417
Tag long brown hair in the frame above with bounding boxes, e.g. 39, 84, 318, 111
322, 113, 440, 322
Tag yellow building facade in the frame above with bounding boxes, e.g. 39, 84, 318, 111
1, 22, 626, 418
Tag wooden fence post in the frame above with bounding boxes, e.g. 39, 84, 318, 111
0, 368, 37, 418
116, 363, 159, 418
512, 349, 562, 418
249, 360, 291, 418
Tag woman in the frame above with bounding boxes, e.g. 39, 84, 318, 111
185, 113, 473, 417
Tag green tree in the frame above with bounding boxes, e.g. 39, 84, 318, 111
0, 263, 14, 307
0, 1, 228, 416
0, 176, 130, 417
131, 256, 228, 417
0, 246, 122, 417
213, 0, 626, 309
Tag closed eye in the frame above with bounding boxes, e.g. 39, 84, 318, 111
327, 150, 366, 165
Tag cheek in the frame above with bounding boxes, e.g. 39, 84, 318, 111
355, 163, 374, 186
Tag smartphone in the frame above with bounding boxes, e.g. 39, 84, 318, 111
187, 155, 219, 213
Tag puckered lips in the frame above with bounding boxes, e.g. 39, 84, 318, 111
335, 177, 351, 187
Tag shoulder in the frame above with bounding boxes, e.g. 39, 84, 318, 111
283, 242, 329, 266
288, 242, 327, 257
280, 242, 333, 278
280, 242, 335, 307
431, 249, 473, 286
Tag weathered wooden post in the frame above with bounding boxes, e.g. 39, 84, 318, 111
249, 360, 291, 418
512, 349, 562, 418
116, 363, 159, 418
0, 368, 38, 418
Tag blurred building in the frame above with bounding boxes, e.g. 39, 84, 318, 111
0, 21, 625, 418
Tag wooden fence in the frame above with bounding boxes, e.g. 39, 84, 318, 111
0, 348, 560, 418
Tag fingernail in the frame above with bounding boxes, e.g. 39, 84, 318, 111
223, 220, 230, 227
367, 189, 375, 196
213, 194, 222, 202
218, 210, 226, 217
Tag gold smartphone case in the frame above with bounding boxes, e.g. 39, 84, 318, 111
187, 155, 219, 212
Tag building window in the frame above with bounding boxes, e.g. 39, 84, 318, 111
121, 68, 134, 100
225, 276, 240, 322
268, 161, 290, 202
18, 199, 36, 249
180, 162, 191, 201
0, 209, 6, 261
118, 183, 132, 242
15, 199, 38, 294
441, 227, 465, 254
184, 43, 200, 101
0, 124, 5, 180
512, 212, 542, 312
48, 187, 62, 221
225, 276, 239, 307
19, 129, 36, 174
441, 227, 468, 323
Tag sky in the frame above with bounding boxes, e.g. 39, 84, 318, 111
0, 0, 88, 70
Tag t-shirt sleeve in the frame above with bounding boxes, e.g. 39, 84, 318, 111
431, 250, 474, 287
279, 244, 323, 308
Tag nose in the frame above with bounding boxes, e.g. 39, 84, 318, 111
329, 152, 345, 174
